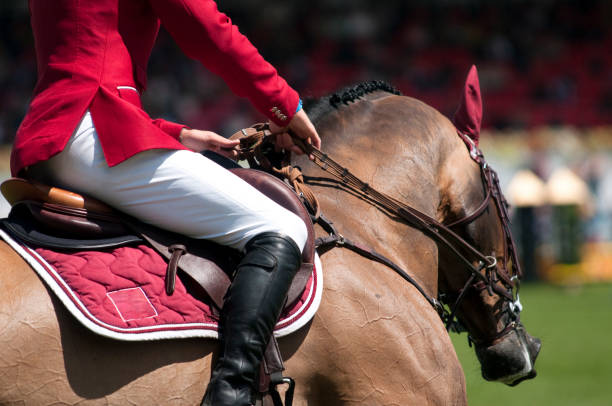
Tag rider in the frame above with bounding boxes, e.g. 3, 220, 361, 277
12, 1, 321, 405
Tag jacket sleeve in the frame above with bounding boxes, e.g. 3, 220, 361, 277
147, 0, 300, 126
152, 118, 188, 140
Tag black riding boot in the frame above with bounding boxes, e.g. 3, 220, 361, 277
202, 232, 302, 406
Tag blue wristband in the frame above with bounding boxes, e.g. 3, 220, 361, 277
295, 99, 303, 113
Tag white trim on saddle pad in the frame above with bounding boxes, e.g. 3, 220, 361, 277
0, 228, 323, 342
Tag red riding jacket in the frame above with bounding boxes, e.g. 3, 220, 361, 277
11, 0, 300, 176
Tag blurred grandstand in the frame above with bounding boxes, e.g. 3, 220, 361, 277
1, 0, 610, 137
0, 0, 610, 281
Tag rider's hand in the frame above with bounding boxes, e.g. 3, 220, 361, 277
179, 128, 240, 159
269, 109, 321, 157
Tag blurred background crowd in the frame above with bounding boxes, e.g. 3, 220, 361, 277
1, 1, 611, 137
0, 0, 610, 280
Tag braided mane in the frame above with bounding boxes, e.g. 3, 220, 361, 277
305, 80, 401, 125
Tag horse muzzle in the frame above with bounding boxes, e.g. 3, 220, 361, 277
474, 324, 541, 386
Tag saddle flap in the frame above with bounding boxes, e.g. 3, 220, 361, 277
288, 263, 314, 308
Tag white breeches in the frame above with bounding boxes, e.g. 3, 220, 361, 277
28, 112, 307, 252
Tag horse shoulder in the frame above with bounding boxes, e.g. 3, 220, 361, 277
281, 249, 466, 405
0, 240, 69, 402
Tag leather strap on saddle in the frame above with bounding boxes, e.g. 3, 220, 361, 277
130, 223, 232, 310
273, 166, 321, 219
256, 335, 295, 406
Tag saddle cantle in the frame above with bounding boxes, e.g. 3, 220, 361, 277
0, 168, 316, 312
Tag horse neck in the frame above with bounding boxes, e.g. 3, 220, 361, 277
302, 94, 459, 297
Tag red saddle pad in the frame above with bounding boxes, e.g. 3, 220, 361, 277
0, 228, 322, 341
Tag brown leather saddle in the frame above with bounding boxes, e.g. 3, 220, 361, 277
0, 167, 316, 313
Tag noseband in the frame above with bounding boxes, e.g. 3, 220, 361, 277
233, 126, 523, 346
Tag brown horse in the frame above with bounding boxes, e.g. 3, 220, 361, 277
0, 83, 539, 405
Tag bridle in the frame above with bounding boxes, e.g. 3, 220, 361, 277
439, 132, 524, 346
232, 125, 524, 346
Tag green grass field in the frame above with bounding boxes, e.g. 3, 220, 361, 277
450, 283, 612, 406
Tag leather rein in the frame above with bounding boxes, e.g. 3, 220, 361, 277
232, 125, 523, 344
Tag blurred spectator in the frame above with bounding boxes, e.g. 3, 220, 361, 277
0, 0, 610, 139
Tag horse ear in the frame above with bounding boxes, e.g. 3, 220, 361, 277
453, 65, 482, 145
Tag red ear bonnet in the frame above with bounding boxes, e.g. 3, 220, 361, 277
453, 65, 482, 146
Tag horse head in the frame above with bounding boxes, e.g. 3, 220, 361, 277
437, 66, 540, 386
291, 76, 540, 395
